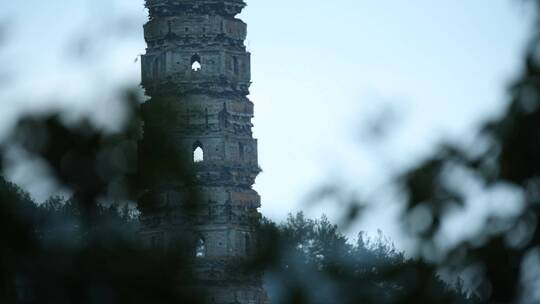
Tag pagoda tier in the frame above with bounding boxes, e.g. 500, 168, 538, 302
139, 0, 269, 302
144, 14, 247, 45
146, 0, 246, 18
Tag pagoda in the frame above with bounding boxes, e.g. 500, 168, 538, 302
139, 1, 268, 303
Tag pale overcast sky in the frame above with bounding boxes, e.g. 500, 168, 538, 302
1, 0, 535, 250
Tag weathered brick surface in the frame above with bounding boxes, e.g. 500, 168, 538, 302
139, 1, 269, 303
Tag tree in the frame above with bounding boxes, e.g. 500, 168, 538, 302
258, 213, 473, 304
375, 1, 540, 302
2, 1, 540, 303
0, 92, 205, 303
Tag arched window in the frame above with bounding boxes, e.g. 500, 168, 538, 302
195, 237, 206, 258
193, 141, 204, 163
191, 54, 201, 71
233, 56, 239, 75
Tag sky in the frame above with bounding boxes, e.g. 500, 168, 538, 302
0, 0, 535, 251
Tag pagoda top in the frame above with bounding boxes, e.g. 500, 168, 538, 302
146, 0, 247, 17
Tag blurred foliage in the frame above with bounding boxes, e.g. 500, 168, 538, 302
257, 0, 540, 302
0, 96, 206, 303
0, 170, 472, 303
378, 0, 540, 302
1, 0, 540, 303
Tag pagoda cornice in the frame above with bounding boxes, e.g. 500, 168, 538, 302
146, 0, 246, 17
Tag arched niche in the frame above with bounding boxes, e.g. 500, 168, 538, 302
193, 141, 204, 163
191, 54, 202, 71
195, 236, 206, 258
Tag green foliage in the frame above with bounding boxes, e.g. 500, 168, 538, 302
389, 1, 540, 302
258, 213, 473, 304
0, 93, 205, 303
1, 1, 540, 303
